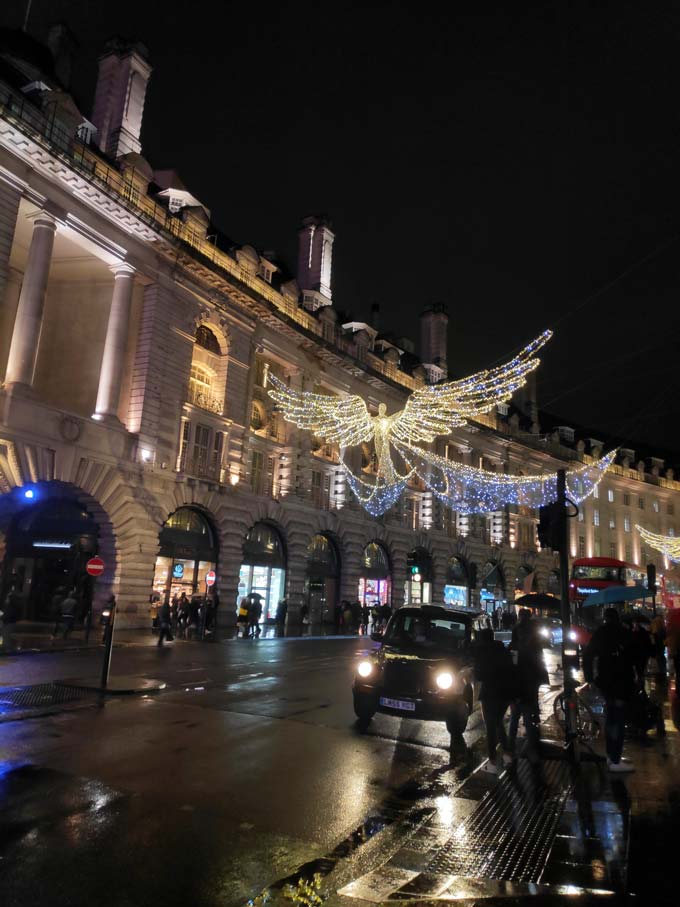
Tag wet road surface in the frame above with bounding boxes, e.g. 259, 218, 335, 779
0, 638, 563, 906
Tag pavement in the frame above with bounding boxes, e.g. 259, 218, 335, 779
0, 637, 677, 906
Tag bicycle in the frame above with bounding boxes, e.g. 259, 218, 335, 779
553, 683, 603, 743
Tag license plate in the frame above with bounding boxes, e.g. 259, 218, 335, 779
380, 696, 416, 711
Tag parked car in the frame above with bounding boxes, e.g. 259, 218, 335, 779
352, 606, 487, 738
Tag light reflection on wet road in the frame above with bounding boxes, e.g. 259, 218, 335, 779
0, 638, 563, 906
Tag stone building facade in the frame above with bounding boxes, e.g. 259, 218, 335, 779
0, 28, 679, 628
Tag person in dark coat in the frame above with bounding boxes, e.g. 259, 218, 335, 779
629, 618, 653, 688
248, 594, 263, 638
275, 599, 288, 636
474, 627, 518, 773
584, 607, 636, 772
157, 600, 173, 646
508, 608, 548, 761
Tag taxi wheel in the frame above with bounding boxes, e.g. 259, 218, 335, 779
353, 695, 376, 729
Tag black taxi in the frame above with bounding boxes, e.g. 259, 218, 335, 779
352, 606, 487, 737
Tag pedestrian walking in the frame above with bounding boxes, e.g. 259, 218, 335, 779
584, 607, 636, 772
629, 617, 653, 688
178, 594, 190, 638
474, 627, 517, 773
157, 600, 174, 646
149, 594, 160, 634
508, 608, 548, 762
650, 613, 667, 680
248, 594, 263, 637
360, 604, 370, 635
275, 598, 288, 636
58, 588, 79, 639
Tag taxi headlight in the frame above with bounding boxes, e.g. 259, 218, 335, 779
539, 627, 550, 638
357, 660, 373, 678
568, 630, 577, 641
436, 671, 454, 690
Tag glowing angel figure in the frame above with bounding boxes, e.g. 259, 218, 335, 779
267, 330, 552, 486
636, 525, 680, 563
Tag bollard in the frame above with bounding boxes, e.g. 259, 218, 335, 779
100, 602, 116, 689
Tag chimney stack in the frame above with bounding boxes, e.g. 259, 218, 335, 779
90, 37, 151, 158
47, 22, 78, 88
370, 302, 380, 331
297, 215, 334, 310
419, 303, 448, 380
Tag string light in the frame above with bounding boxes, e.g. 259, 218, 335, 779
636, 525, 680, 563
266, 330, 613, 518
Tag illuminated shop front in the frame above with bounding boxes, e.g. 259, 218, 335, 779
444, 556, 470, 609
305, 534, 340, 624
404, 547, 432, 605
358, 541, 392, 608
479, 560, 506, 613
237, 522, 286, 621
153, 507, 218, 602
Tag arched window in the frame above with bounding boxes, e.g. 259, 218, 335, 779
190, 364, 214, 393
362, 542, 390, 577
306, 534, 339, 576
195, 325, 221, 354
250, 401, 265, 432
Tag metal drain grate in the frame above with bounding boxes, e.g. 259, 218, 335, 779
427, 758, 572, 883
0, 683, 95, 713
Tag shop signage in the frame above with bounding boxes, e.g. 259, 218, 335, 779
576, 586, 599, 595
206, 570, 216, 587
173, 563, 185, 579
85, 556, 105, 576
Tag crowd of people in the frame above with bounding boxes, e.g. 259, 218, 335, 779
474, 604, 680, 774
151, 591, 218, 647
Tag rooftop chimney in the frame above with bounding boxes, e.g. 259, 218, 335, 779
47, 22, 78, 88
90, 37, 151, 158
370, 302, 380, 331
297, 215, 334, 310
419, 303, 448, 380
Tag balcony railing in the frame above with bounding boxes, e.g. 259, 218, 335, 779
186, 384, 224, 414
178, 455, 223, 483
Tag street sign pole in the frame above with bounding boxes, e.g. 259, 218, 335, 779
557, 469, 579, 760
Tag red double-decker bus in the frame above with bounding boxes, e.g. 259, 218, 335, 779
569, 557, 646, 607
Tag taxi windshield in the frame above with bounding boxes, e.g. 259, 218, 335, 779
384, 613, 468, 651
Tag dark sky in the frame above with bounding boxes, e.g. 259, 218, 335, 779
5, 0, 680, 455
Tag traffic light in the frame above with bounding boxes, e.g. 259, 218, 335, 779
647, 563, 657, 595
537, 501, 564, 551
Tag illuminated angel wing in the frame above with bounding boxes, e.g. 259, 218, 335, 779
390, 330, 552, 445
267, 373, 374, 447
636, 525, 680, 562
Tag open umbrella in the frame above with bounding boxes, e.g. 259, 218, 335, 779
582, 585, 650, 607
514, 592, 561, 611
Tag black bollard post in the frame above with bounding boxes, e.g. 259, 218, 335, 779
100, 602, 116, 690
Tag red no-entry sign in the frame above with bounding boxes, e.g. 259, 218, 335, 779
205, 570, 216, 587
86, 556, 105, 577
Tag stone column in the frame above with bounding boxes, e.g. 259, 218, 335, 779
4, 212, 57, 390
93, 263, 135, 421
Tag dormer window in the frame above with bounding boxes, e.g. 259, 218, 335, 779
168, 195, 184, 214
259, 263, 273, 283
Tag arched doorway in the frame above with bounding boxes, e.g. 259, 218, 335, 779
405, 547, 433, 605
153, 507, 218, 601
305, 534, 340, 624
238, 522, 286, 621
479, 560, 506, 613
2, 497, 99, 621
445, 556, 469, 608
358, 541, 391, 608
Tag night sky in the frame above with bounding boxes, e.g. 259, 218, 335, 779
5, 1, 680, 456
